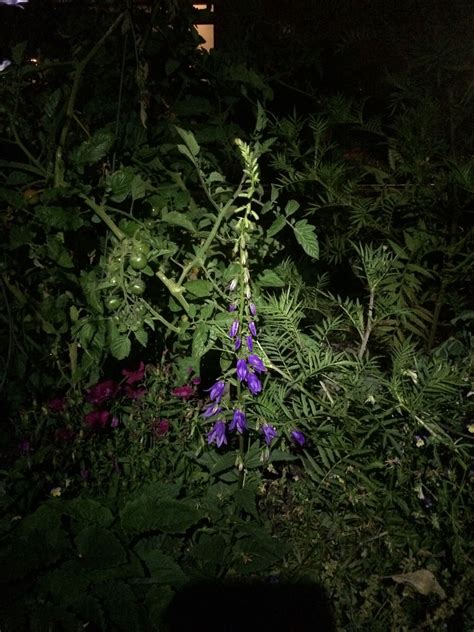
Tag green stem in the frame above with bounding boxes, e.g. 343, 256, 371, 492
57, 12, 127, 159
177, 177, 245, 286
8, 116, 49, 177
141, 299, 181, 334
80, 194, 126, 241
358, 288, 375, 360
156, 269, 191, 316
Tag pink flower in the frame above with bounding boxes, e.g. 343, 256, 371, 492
125, 384, 147, 400
122, 361, 146, 385
152, 418, 170, 437
86, 380, 119, 406
84, 410, 110, 429
171, 384, 194, 399
48, 396, 66, 412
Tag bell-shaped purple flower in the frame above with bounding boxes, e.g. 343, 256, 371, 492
228, 303, 237, 312
291, 429, 306, 446
202, 402, 221, 418
247, 372, 262, 395
249, 321, 257, 337
246, 335, 253, 351
0, 0, 29, 6
229, 409, 247, 433
206, 380, 226, 402
229, 320, 240, 338
249, 303, 257, 317
236, 358, 248, 381
207, 420, 227, 447
261, 424, 277, 446
234, 336, 242, 351
248, 354, 266, 373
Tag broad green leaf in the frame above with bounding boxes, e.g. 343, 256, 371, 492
35, 206, 83, 231
120, 497, 201, 534
110, 335, 131, 360
185, 279, 213, 297
258, 269, 285, 287
134, 328, 148, 347
63, 498, 114, 527
110, 169, 134, 202
267, 215, 286, 237
285, 199, 300, 216
136, 549, 187, 586
72, 129, 114, 168
75, 526, 126, 568
162, 210, 196, 233
293, 219, 319, 259
192, 323, 209, 360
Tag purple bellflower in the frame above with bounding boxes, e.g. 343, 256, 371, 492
248, 354, 266, 373
234, 336, 242, 351
246, 335, 253, 351
236, 358, 248, 381
249, 303, 257, 317
247, 372, 262, 395
0, 0, 28, 6
249, 321, 257, 337
291, 429, 306, 446
229, 320, 240, 338
229, 409, 247, 433
228, 303, 237, 312
207, 420, 227, 447
262, 424, 277, 446
202, 402, 222, 418
207, 380, 226, 402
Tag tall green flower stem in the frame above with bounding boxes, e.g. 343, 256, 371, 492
55, 11, 128, 185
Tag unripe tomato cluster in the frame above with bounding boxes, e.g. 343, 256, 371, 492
104, 239, 151, 310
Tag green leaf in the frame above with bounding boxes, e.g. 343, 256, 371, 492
35, 206, 84, 231
162, 210, 197, 233
12, 41, 27, 65
110, 169, 134, 203
293, 219, 319, 259
110, 335, 131, 360
134, 328, 148, 347
285, 199, 300, 216
185, 279, 213, 297
175, 127, 200, 157
267, 215, 286, 237
192, 323, 209, 360
258, 269, 286, 287
63, 498, 114, 528
75, 526, 127, 568
46, 234, 74, 268
9, 225, 36, 249
94, 581, 140, 632
121, 497, 201, 534
72, 129, 114, 168
135, 548, 188, 586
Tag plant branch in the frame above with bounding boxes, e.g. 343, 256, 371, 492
80, 194, 126, 241
358, 288, 375, 360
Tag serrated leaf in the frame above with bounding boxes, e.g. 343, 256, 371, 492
175, 127, 200, 157
293, 220, 319, 259
46, 234, 74, 268
267, 215, 286, 237
75, 526, 126, 568
120, 497, 201, 534
35, 206, 83, 231
110, 335, 131, 360
110, 169, 134, 202
72, 129, 114, 168
136, 549, 188, 586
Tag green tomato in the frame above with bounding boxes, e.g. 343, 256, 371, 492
129, 279, 146, 295
105, 296, 122, 310
129, 253, 148, 270
133, 241, 150, 256
109, 275, 120, 286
